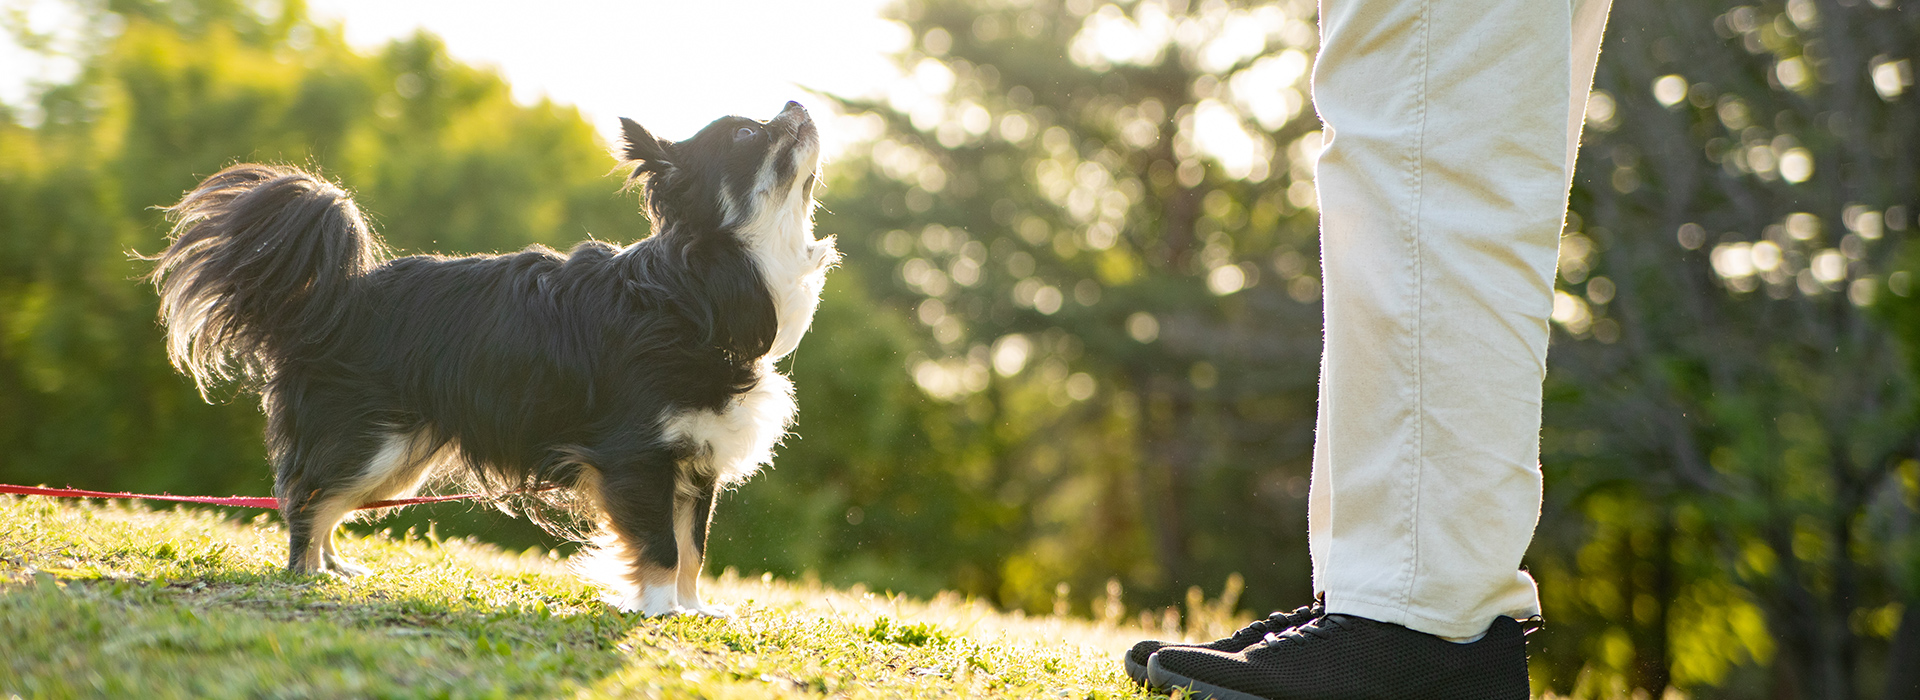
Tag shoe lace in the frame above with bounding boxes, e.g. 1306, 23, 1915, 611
1261, 613, 1346, 647
1237, 598, 1324, 639
1236, 613, 1283, 638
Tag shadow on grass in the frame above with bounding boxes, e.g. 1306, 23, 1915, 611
0, 560, 650, 697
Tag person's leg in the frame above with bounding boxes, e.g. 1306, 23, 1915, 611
1306, 0, 1613, 638
1142, 1, 1612, 696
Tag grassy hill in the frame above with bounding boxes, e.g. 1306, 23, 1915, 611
0, 496, 1168, 699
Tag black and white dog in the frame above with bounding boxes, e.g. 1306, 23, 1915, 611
147, 101, 836, 617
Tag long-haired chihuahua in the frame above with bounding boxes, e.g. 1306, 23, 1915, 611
147, 101, 836, 617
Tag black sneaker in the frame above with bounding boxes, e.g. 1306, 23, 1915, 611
1145, 613, 1536, 700
1122, 599, 1323, 688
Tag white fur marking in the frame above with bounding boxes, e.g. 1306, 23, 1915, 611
359, 433, 417, 487
606, 584, 683, 617
574, 532, 683, 617
300, 430, 443, 574
684, 602, 733, 618
673, 493, 709, 613
662, 368, 796, 486
734, 133, 837, 361
350, 431, 443, 507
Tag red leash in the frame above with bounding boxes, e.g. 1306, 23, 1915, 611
0, 484, 531, 510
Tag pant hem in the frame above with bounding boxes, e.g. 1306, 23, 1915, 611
1322, 592, 1499, 638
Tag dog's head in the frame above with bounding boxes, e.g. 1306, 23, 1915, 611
619, 101, 820, 235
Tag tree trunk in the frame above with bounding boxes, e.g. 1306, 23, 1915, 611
1137, 371, 1192, 588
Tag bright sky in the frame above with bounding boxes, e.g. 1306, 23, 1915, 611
1, 0, 1320, 186
0, 0, 910, 150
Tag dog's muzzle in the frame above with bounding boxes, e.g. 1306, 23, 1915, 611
772, 101, 816, 141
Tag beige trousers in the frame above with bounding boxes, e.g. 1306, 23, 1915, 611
1307, 0, 1613, 637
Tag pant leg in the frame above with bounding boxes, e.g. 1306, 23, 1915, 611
1305, 0, 1613, 638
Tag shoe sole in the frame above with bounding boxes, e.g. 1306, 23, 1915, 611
1123, 654, 1156, 689
1146, 653, 1267, 700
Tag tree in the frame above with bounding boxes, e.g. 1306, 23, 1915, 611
0, 0, 645, 518
804, 0, 1330, 617
1533, 0, 1920, 695
814, 0, 1920, 695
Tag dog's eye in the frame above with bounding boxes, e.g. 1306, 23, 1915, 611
734, 127, 756, 141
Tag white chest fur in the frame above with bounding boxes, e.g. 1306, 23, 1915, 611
660, 366, 795, 486
741, 190, 838, 361
663, 190, 835, 484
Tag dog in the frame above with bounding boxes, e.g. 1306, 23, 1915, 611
146, 101, 836, 617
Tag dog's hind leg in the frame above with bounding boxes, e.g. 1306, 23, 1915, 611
282, 430, 443, 576
674, 470, 726, 617
584, 449, 683, 616
320, 431, 446, 575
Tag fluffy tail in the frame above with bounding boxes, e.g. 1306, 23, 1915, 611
147, 164, 386, 397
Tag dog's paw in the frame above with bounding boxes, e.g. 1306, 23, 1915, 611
684, 603, 733, 619
606, 586, 685, 617
323, 555, 372, 578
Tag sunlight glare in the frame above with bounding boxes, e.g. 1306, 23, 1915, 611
1191, 99, 1269, 181
301, 0, 905, 154
1653, 75, 1688, 108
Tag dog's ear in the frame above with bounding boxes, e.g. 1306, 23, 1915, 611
619, 117, 674, 167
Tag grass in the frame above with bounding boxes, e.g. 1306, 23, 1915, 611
0, 496, 1173, 699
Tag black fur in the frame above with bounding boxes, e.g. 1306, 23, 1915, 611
147, 103, 826, 613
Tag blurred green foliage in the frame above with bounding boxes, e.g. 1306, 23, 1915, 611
0, 0, 644, 507
805, 0, 1328, 630
2, 0, 1918, 697
1527, 0, 1920, 696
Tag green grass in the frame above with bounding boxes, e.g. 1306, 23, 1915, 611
0, 496, 1167, 699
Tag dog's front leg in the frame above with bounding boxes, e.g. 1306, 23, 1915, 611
597, 455, 683, 617
674, 471, 727, 617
